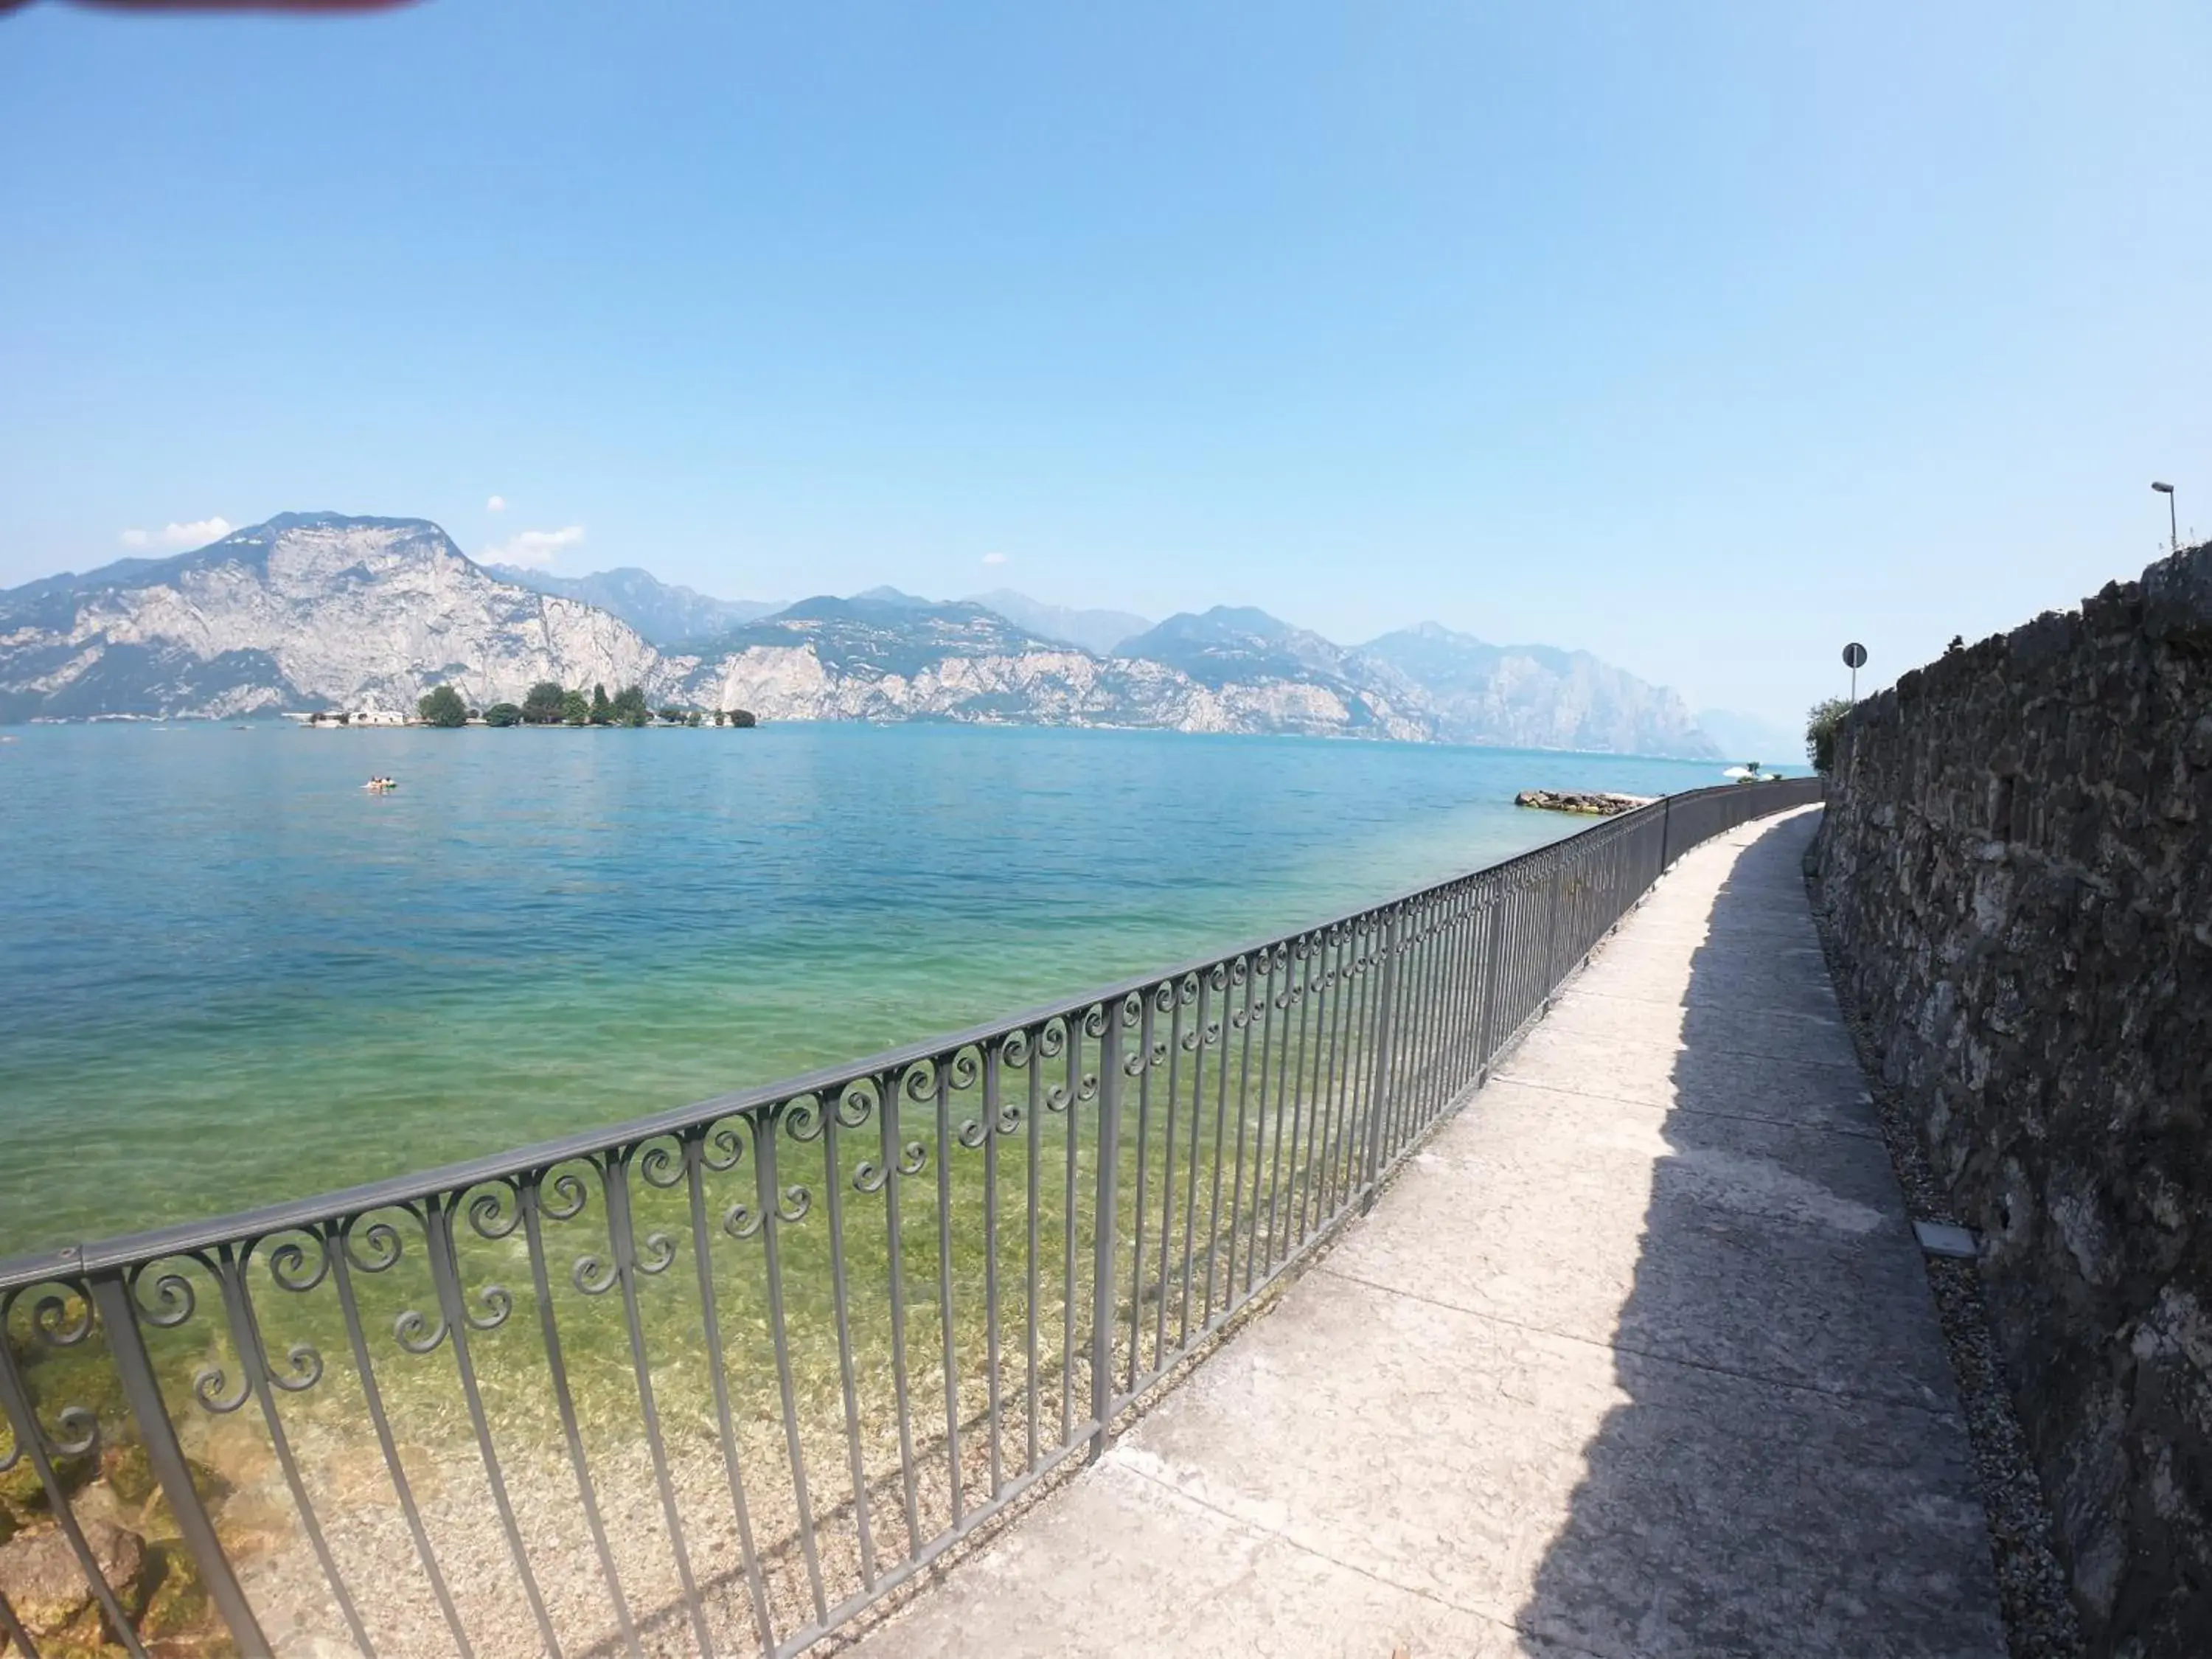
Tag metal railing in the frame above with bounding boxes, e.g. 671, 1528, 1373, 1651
0, 776, 1819, 1659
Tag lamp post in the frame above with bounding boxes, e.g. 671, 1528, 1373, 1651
2153, 481, 2177, 552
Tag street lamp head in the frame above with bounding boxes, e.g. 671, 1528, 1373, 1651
2152, 481, 2175, 493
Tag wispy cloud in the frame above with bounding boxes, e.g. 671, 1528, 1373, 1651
484, 525, 585, 568
486, 495, 507, 512
119, 516, 233, 552
981, 552, 1009, 566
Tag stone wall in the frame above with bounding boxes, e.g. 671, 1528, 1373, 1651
1814, 543, 2212, 1658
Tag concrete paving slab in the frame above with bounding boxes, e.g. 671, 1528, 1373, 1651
1320, 1079, 1960, 1408
856, 1454, 1550, 1659
1121, 1277, 1999, 1659
1493, 1028, 1879, 1134
1532, 992, 1861, 1071
849, 809, 2005, 1659
1559, 963, 1846, 1023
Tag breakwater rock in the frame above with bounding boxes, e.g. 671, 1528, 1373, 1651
1815, 540, 2212, 1656
1514, 788, 1654, 815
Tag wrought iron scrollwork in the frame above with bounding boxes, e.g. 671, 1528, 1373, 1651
236, 1230, 333, 1394
730, 1186, 818, 1239
637, 1138, 686, 1190
446, 1185, 520, 1326
777, 1095, 822, 1144
986, 1029, 1033, 1132
27, 1288, 93, 1349
0, 1281, 102, 1458
853, 1136, 928, 1194
340, 1214, 403, 1273
541, 1169, 591, 1223
703, 1117, 749, 1171
131, 1264, 198, 1329
330, 1209, 447, 1356
837, 1079, 879, 1130
571, 1252, 620, 1295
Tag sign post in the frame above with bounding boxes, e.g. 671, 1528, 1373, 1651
1843, 641, 1868, 702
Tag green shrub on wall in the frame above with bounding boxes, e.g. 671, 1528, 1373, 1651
1805, 697, 1851, 773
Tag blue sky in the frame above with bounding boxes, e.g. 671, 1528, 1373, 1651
3, 0, 2207, 730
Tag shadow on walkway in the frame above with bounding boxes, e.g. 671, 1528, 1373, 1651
1513, 813, 2005, 1658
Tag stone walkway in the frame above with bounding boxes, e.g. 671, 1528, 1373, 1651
847, 809, 2006, 1659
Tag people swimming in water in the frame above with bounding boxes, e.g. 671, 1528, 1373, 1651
364, 776, 397, 791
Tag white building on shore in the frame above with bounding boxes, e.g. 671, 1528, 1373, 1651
285, 706, 409, 726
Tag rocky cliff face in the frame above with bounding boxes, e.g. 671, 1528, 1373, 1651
1814, 543, 2212, 1655
0, 514, 670, 719
483, 563, 779, 644
1, 513, 1721, 758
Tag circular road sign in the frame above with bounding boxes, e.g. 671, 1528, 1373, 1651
1842, 642, 1868, 669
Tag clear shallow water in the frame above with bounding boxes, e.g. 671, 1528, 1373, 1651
0, 722, 1738, 1258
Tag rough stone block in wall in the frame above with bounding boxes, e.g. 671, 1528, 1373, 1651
1814, 541, 2212, 1659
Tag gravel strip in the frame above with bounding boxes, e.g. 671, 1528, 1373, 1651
1808, 869, 2085, 1659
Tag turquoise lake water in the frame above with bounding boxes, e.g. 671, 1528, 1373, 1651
0, 723, 1748, 1260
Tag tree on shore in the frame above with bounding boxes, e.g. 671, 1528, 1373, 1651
609, 685, 650, 727
1806, 698, 1851, 773
522, 681, 566, 725
589, 684, 613, 726
417, 684, 468, 728
726, 709, 757, 728
561, 689, 591, 726
658, 706, 687, 724
484, 702, 524, 727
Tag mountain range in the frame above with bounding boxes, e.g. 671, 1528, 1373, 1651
482, 563, 780, 641
0, 512, 1722, 757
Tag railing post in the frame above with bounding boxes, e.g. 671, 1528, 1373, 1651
1474, 886, 1508, 1083
1658, 793, 1674, 873
1360, 907, 1402, 1210
1541, 857, 1565, 1003
1088, 1001, 1124, 1464
88, 1272, 273, 1658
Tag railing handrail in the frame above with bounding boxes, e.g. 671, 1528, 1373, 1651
0, 776, 1818, 1294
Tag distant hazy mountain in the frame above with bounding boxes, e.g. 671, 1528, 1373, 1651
1119, 606, 1349, 686
669, 593, 1419, 737
1694, 708, 1799, 766
681, 592, 1064, 677
1117, 606, 1429, 739
0, 513, 1724, 759
965, 588, 1152, 656
0, 514, 668, 720
484, 563, 779, 644
1358, 623, 1719, 758
847, 585, 934, 611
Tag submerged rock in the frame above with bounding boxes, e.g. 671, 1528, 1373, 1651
0, 1445, 97, 1519
0, 1514, 146, 1638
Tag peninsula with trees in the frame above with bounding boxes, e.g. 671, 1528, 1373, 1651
411, 680, 758, 728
